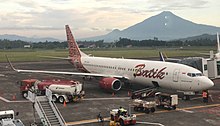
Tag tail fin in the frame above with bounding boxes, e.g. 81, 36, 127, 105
159, 52, 165, 62
65, 25, 87, 57
217, 32, 220, 53
65, 25, 89, 72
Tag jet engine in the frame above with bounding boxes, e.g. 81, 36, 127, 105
99, 77, 122, 92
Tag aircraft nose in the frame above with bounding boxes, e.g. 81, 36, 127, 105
204, 78, 214, 89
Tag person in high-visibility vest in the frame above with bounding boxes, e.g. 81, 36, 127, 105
202, 90, 208, 103
118, 106, 127, 116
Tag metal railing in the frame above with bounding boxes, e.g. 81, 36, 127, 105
35, 97, 51, 126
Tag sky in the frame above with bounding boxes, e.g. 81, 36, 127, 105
0, 0, 219, 40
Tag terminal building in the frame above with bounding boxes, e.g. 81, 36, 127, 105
178, 51, 220, 79
172, 33, 220, 79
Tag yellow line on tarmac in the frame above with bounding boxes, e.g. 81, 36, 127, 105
66, 103, 220, 126
66, 117, 110, 126
176, 103, 220, 111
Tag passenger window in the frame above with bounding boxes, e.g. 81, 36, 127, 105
192, 73, 196, 77
187, 73, 192, 77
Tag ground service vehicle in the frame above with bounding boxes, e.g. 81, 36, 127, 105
155, 92, 178, 110
132, 99, 156, 114
18, 79, 85, 103
110, 109, 136, 126
131, 87, 157, 99
0, 110, 24, 126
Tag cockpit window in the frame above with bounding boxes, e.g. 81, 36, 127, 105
187, 72, 203, 77
196, 73, 202, 76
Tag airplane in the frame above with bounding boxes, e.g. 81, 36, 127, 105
7, 25, 214, 98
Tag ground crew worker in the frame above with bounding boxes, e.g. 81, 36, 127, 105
202, 90, 208, 103
97, 112, 104, 123
118, 106, 127, 116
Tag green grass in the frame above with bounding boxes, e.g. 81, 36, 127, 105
0, 49, 68, 62
0, 46, 217, 62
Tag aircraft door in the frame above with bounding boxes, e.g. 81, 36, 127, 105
173, 69, 180, 82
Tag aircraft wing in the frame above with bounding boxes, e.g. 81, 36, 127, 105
39, 56, 72, 60
6, 56, 128, 80
197, 52, 209, 56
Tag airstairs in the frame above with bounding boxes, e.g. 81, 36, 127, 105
28, 89, 66, 126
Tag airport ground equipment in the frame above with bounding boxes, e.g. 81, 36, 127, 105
110, 109, 136, 126
132, 99, 156, 114
131, 87, 157, 99
0, 110, 24, 126
28, 88, 66, 126
18, 79, 85, 103
155, 92, 178, 110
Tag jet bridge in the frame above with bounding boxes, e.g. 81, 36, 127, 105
28, 89, 66, 126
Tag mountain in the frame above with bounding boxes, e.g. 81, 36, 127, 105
0, 34, 61, 42
82, 11, 220, 42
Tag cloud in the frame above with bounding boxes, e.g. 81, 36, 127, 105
91, 27, 100, 31
147, 0, 209, 12
0, 26, 63, 30
0, 0, 216, 39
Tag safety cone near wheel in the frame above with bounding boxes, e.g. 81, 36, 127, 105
128, 91, 131, 97
63, 101, 66, 107
12, 94, 16, 101
112, 92, 115, 97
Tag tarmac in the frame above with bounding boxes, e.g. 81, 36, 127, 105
0, 60, 220, 126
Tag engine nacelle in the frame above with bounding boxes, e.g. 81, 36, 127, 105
99, 77, 122, 92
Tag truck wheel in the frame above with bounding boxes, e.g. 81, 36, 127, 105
167, 106, 172, 110
139, 107, 144, 111
110, 115, 114, 121
182, 95, 190, 100
22, 92, 28, 98
119, 119, 124, 126
52, 95, 57, 102
172, 106, 176, 110
134, 106, 138, 111
58, 96, 65, 103
145, 109, 150, 114
150, 107, 155, 113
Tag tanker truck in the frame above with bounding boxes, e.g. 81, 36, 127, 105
18, 79, 85, 103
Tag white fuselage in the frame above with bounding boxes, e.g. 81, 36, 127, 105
81, 56, 214, 92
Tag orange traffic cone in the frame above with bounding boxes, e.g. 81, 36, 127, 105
112, 92, 115, 97
63, 101, 66, 107
128, 91, 131, 97
12, 94, 16, 101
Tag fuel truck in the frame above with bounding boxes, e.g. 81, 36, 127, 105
18, 79, 85, 103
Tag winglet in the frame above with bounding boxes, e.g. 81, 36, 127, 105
5, 55, 18, 72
